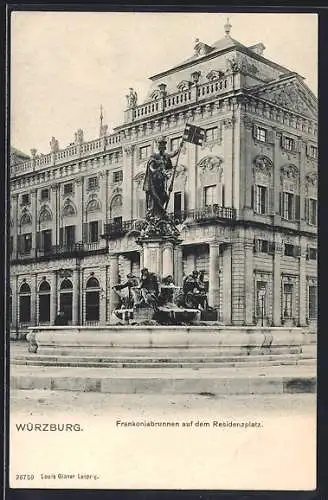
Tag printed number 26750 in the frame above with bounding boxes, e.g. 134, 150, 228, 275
16, 474, 35, 480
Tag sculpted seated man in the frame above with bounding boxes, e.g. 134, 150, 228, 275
135, 268, 160, 311
180, 270, 209, 310
112, 273, 139, 309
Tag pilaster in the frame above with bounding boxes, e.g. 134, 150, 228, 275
273, 234, 282, 326
31, 189, 37, 255
109, 254, 120, 319
298, 236, 307, 326
222, 244, 232, 324
30, 274, 37, 325
72, 267, 80, 325
122, 145, 134, 220
208, 242, 220, 308
50, 270, 58, 324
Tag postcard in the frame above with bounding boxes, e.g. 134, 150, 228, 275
9, 11, 317, 490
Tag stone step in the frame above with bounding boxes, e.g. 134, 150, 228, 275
10, 364, 317, 395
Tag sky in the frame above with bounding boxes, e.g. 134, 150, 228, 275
11, 12, 317, 155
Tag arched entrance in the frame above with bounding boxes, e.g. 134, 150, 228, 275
59, 278, 73, 323
38, 281, 51, 323
19, 283, 31, 324
85, 276, 100, 323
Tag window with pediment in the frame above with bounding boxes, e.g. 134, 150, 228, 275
62, 202, 76, 217
39, 208, 52, 223
86, 198, 101, 213
279, 164, 300, 221
305, 172, 317, 226
251, 155, 273, 215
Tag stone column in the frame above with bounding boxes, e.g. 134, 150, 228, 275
109, 254, 120, 318
298, 236, 307, 326
174, 245, 183, 287
30, 274, 37, 325
72, 267, 80, 325
222, 116, 234, 208
272, 234, 282, 326
50, 270, 58, 324
139, 249, 144, 270
208, 242, 220, 308
231, 234, 245, 325
162, 242, 174, 277
222, 244, 232, 324
75, 177, 83, 242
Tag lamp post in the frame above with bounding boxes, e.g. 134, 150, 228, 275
258, 287, 266, 327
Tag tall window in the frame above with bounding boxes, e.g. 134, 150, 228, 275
283, 283, 293, 319
87, 176, 99, 191
113, 170, 123, 183
21, 193, 30, 206
40, 188, 49, 201
308, 285, 317, 320
255, 185, 267, 214
85, 277, 100, 322
38, 281, 51, 323
19, 283, 31, 323
89, 221, 99, 243
282, 136, 296, 151
174, 192, 182, 215
256, 127, 267, 142
139, 145, 151, 160
59, 279, 73, 323
64, 183, 73, 195
309, 199, 317, 225
19, 233, 32, 254
110, 194, 123, 219
204, 185, 217, 206
205, 127, 218, 142
64, 225, 76, 246
256, 281, 267, 317
41, 229, 52, 252
283, 192, 294, 220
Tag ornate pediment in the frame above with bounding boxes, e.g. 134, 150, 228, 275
305, 171, 317, 186
206, 70, 224, 81
177, 80, 192, 91
280, 164, 299, 181
251, 79, 317, 119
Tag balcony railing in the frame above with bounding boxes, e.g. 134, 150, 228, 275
102, 205, 236, 238
12, 242, 108, 263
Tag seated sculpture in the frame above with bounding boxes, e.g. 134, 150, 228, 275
176, 270, 211, 310
135, 268, 160, 311
112, 273, 139, 309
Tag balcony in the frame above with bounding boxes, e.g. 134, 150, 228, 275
11, 242, 108, 264
102, 205, 236, 239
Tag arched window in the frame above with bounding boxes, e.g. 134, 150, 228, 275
38, 281, 51, 323
252, 155, 273, 215
110, 194, 123, 220
19, 283, 31, 323
59, 279, 73, 322
85, 277, 100, 322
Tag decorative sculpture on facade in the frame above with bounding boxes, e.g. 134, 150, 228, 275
49, 137, 59, 153
126, 88, 138, 109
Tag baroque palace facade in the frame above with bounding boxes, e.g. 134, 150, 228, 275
10, 23, 317, 336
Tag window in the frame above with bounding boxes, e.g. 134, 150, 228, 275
64, 225, 76, 246
139, 145, 151, 160
64, 183, 73, 195
21, 193, 30, 205
308, 145, 318, 159
38, 281, 51, 323
256, 281, 267, 317
256, 127, 267, 143
89, 221, 99, 243
308, 248, 317, 260
283, 283, 293, 319
284, 244, 294, 257
174, 192, 182, 215
309, 199, 317, 225
86, 277, 100, 322
21, 233, 32, 253
205, 127, 218, 142
258, 239, 269, 253
40, 188, 49, 201
113, 170, 123, 183
60, 279, 73, 323
282, 136, 295, 151
308, 285, 317, 319
87, 176, 98, 191
19, 283, 31, 323
41, 230, 52, 252
170, 136, 182, 151
255, 185, 267, 214
283, 192, 294, 220
204, 185, 217, 206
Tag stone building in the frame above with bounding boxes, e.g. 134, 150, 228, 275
10, 22, 317, 336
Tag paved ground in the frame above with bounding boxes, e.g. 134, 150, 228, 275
10, 388, 316, 417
